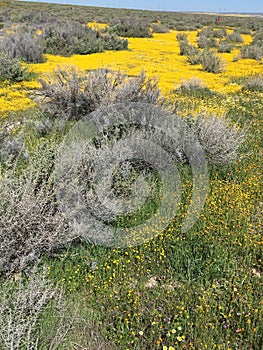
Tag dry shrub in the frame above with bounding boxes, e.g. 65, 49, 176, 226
191, 115, 248, 166
198, 27, 218, 49
39, 67, 165, 121
0, 267, 57, 350
200, 49, 225, 73
109, 16, 152, 38
241, 74, 263, 92
151, 22, 169, 33
0, 52, 29, 82
226, 31, 244, 43
0, 142, 73, 275
240, 45, 263, 61
0, 30, 44, 63
252, 29, 263, 47
0, 121, 29, 163
176, 78, 215, 98
43, 20, 128, 56
218, 40, 233, 53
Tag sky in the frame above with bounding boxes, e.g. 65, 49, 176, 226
20, 0, 263, 13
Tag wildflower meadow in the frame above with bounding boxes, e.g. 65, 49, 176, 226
0, 1, 262, 349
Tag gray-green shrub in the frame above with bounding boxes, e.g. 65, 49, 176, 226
241, 74, 263, 92
43, 20, 128, 56
0, 30, 44, 63
191, 115, 248, 166
109, 16, 152, 38
0, 142, 71, 274
39, 67, 165, 121
227, 30, 244, 43
218, 40, 234, 53
0, 52, 29, 82
240, 45, 263, 61
200, 49, 225, 73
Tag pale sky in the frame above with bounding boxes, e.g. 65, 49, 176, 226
21, 0, 263, 13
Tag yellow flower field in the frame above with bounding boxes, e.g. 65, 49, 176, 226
29, 30, 261, 94
1, 28, 261, 119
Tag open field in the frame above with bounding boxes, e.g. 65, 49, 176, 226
0, 1, 262, 349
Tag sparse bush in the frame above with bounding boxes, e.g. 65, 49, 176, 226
198, 27, 218, 49
101, 32, 128, 51
187, 46, 202, 65
0, 30, 44, 63
218, 40, 233, 53
175, 21, 202, 31
252, 30, 263, 47
176, 33, 202, 62
238, 26, 251, 35
240, 45, 263, 61
0, 267, 57, 349
0, 52, 29, 82
39, 67, 165, 121
198, 36, 218, 49
0, 142, 72, 274
176, 33, 188, 42
200, 49, 225, 73
109, 17, 152, 38
151, 22, 169, 33
179, 41, 192, 56
191, 115, 248, 166
227, 30, 244, 43
43, 20, 128, 56
241, 74, 263, 92
213, 28, 227, 38
0, 122, 29, 163
176, 78, 216, 98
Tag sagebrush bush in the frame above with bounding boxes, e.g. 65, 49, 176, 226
151, 22, 169, 33
176, 33, 202, 62
109, 16, 152, 38
241, 74, 263, 92
240, 45, 263, 61
176, 79, 216, 98
200, 49, 225, 73
0, 142, 72, 274
0, 30, 44, 63
187, 46, 202, 65
238, 26, 251, 35
44, 20, 128, 56
176, 33, 188, 42
39, 67, 165, 121
198, 36, 218, 49
198, 27, 218, 49
227, 30, 244, 43
0, 52, 29, 82
218, 40, 233, 53
191, 115, 248, 166
175, 21, 202, 31
0, 121, 29, 163
179, 41, 191, 56
0, 267, 57, 349
252, 30, 263, 47
213, 28, 227, 38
